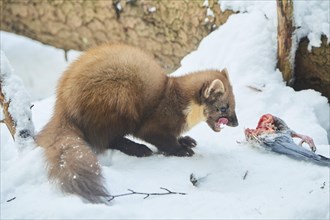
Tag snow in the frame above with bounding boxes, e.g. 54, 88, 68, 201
148, 6, 157, 13
0, 50, 35, 148
294, 0, 330, 50
220, 0, 330, 50
206, 7, 215, 18
0, 32, 80, 101
203, 0, 209, 8
204, 0, 215, 19
1, 1, 330, 219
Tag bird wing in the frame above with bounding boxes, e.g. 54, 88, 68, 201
261, 134, 330, 167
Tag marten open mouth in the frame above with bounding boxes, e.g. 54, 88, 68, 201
214, 117, 228, 132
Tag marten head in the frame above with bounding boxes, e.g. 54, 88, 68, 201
201, 69, 238, 132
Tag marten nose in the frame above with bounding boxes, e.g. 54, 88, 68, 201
228, 114, 239, 127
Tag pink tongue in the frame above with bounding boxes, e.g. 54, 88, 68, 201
218, 117, 228, 125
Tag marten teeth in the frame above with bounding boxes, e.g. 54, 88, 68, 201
215, 122, 224, 131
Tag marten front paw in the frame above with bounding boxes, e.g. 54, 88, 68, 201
178, 136, 197, 148
172, 147, 195, 157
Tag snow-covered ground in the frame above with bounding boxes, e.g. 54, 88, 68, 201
1, 1, 329, 219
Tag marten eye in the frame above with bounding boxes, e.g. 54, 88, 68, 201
220, 107, 227, 113
216, 106, 227, 113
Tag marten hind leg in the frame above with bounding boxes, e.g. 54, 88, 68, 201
110, 137, 153, 157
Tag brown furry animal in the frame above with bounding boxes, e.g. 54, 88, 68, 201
36, 44, 238, 204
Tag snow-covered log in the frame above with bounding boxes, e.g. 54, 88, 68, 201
0, 50, 35, 148
0, 0, 233, 70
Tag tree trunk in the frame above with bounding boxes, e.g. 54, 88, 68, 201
0, 0, 233, 71
294, 35, 330, 101
276, 0, 294, 84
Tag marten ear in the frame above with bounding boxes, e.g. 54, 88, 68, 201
204, 79, 225, 99
222, 68, 229, 79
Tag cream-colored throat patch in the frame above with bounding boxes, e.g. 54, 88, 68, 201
183, 101, 206, 132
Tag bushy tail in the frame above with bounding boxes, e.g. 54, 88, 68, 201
37, 125, 110, 204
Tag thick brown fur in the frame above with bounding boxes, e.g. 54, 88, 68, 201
36, 44, 238, 204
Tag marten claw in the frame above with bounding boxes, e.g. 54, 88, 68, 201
161, 146, 194, 157
178, 136, 197, 148
175, 147, 194, 157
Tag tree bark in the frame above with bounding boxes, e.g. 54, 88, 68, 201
276, 0, 294, 84
294, 35, 330, 101
0, 0, 233, 71
0, 84, 16, 140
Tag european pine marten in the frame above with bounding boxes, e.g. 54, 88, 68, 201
36, 44, 238, 204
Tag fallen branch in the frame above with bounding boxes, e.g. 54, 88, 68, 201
243, 170, 249, 180
247, 85, 264, 92
6, 197, 16, 202
108, 187, 186, 202
0, 84, 16, 140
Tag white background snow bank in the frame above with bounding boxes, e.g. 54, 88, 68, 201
0, 32, 80, 101
1, 1, 329, 219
